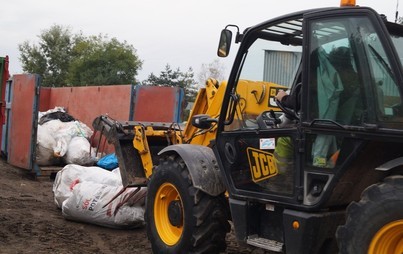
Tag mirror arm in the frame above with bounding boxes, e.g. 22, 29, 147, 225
225, 24, 242, 43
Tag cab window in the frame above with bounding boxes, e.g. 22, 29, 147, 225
307, 16, 403, 126
224, 34, 302, 131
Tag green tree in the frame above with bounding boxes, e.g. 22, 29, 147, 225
18, 25, 142, 87
68, 35, 142, 86
19, 25, 72, 86
142, 64, 198, 103
142, 64, 198, 121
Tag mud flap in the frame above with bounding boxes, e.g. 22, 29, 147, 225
158, 144, 226, 196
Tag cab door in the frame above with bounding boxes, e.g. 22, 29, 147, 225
214, 17, 304, 204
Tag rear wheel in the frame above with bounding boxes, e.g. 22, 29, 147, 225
336, 176, 403, 254
146, 154, 230, 254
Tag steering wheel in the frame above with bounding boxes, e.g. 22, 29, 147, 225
275, 98, 299, 121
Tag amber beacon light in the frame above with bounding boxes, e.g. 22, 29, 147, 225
340, 0, 356, 6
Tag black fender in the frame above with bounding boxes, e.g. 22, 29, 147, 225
375, 157, 403, 171
158, 144, 226, 196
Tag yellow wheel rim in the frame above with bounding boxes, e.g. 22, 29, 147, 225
368, 220, 403, 254
154, 182, 183, 246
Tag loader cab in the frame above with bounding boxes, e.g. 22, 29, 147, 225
214, 7, 403, 208
213, 7, 403, 252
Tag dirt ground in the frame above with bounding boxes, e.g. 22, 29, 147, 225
0, 158, 272, 254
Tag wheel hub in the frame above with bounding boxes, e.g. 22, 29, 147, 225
369, 219, 403, 254
153, 182, 184, 246
168, 200, 183, 227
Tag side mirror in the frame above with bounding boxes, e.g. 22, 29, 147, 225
191, 114, 218, 129
217, 29, 232, 57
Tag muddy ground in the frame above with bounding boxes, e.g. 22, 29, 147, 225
0, 158, 274, 254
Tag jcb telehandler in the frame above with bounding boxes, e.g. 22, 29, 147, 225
144, 1, 403, 253
92, 78, 286, 244
95, 0, 403, 253
93, 78, 284, 185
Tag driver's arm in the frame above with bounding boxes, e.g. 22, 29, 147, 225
275, 85, 301, 112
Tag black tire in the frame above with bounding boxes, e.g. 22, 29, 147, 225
336, 175, 403, 254
146, 154, 230, 254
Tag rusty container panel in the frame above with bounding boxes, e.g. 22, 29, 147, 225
7, 74, 40, 170
41, 85, 134, 155
45, 85, 133, 128
132, 86, 183, 122
39, 87, 51, 112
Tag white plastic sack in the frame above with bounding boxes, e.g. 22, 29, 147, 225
63, 137, 96, 166
36, 125, 60, 166
53, 164, 122, 208
41, 119, 66, 134
41, 119, 71, 157
52, 121, 94, 157
37, 108, 95, 166
62, 182, 146, 229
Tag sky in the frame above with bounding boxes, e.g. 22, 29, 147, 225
0, 0, 401, 84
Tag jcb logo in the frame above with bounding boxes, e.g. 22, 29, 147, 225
247, 147, 278, 182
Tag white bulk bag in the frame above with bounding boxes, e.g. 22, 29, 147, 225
63, 136, 96, 166
53, 164, 122, 208
62, 182, 146, 229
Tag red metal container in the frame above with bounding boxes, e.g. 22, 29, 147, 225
3, 74, 184, 176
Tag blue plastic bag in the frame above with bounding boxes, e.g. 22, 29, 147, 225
97, 153, 119, 170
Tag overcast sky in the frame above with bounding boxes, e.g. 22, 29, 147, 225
0, 0, 400, 83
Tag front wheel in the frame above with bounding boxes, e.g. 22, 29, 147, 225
146, 154, 230, 254
336, 175, 403, 254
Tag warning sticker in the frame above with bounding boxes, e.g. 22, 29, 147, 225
260, 138, 275, 150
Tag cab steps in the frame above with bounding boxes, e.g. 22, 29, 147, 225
247, 235, 284, 252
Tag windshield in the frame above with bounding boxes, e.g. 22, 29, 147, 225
224, 20, 302, 131
239, 39, 302, 86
